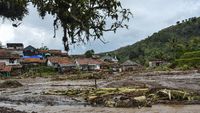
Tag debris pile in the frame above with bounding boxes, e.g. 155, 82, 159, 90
0, 80, 23, 88
0, 107, 28, 113
43, 88, 200, 108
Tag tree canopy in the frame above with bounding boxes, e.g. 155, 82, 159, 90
0, 0, 132, 52
84, 49, 95, 58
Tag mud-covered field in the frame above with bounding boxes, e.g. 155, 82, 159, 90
0, 71, 200, 113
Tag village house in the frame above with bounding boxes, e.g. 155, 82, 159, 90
7, 43, 24, 57
76, 58, 103, 71
0, 50, 21, 76
121, 60, 140, 71
7, 43, 24, 50
0, 49, 21, 66
47, 57, 77, 73
23, 45, 39, 56
0, 62, 12, 77
100, 61, 121, 73
149, 60, 169, 68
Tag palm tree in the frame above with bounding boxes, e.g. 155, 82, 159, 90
166, 35, 179, 59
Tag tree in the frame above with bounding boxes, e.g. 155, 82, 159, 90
40, 46, 49, 50
189, 37, 200, 51
85, 49, 94, 58
0, 41, 2, 49
0, 0, 132, 52
0, 0, 28, 21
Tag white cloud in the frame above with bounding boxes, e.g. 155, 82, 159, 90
0, 24, 15, 45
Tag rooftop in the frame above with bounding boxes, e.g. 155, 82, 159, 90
48, 57, 74, 65
0, 50, 20, 59
0, 62, 12, 72
121, 60, 139, 66
76, 58, 103, 65
21, 58, 46, 63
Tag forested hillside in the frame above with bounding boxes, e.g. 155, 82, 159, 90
107, 17, 200, 65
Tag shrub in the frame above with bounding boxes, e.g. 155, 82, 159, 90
179, 64, 191, 71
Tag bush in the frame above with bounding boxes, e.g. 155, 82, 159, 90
154, 65, 171, 71
22, 66, 57, 77
179, 64, 191, 71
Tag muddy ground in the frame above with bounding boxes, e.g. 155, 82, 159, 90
0, 71, 200, 113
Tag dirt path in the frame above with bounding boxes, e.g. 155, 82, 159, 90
0, 103, 200, 113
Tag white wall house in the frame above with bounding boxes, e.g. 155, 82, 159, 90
0, 49, 21, 66
0, 58, 20, 66
76, 58, 102, 71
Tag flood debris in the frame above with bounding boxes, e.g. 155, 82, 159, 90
0, 80, 23, 88
0, 107, 28, 113
43, 88, 200, 108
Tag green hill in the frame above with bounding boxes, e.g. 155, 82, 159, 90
106, 17, 200, 65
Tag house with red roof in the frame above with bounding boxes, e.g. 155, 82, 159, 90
21, 58, 47, 66
76, 58, 103, 71
0, 49, 21, 67
47, 57, 77, 73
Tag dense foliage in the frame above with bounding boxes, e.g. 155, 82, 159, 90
0, 0, 28, 21
107, 17, 200, 65
0, 0, 132, 52
84, 49, 95, 58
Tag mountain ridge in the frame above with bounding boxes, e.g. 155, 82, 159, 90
102, 16, 200, 65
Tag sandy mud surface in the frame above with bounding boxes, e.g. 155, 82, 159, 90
0, 72, 200, 113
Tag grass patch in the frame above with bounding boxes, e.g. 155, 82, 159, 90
22, 66, 57, 78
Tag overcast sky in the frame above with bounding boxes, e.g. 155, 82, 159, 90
1, 0, 200, 54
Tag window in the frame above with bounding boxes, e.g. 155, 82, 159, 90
9, 59, 15, 64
